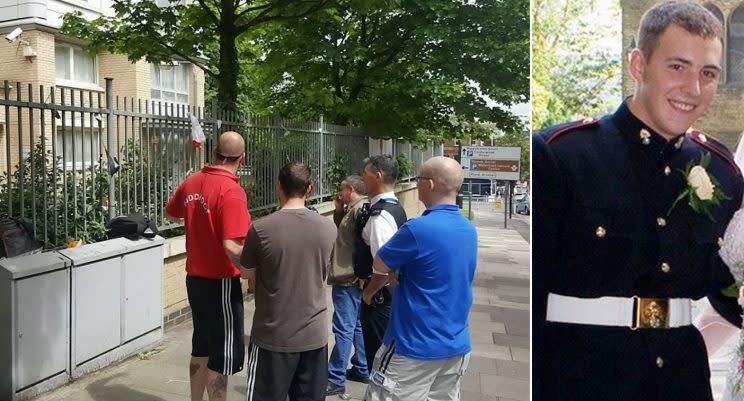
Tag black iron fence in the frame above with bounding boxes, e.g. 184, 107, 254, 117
0, 79, 438, 249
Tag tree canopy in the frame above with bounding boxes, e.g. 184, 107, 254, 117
62, 0, 331, 113
62, 0, 528, 142
532, 0, 621, 131
246, 0, 529, 141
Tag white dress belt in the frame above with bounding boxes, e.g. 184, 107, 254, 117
546, 293, 692, 328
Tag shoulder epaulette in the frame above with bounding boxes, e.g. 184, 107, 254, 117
689, 129, 741, 175
545, 117, 601, 144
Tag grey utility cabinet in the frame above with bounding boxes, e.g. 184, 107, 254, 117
0, 252, 71, 401
59, 236, 164, 378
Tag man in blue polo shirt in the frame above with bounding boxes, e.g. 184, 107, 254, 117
362, 156, 477, 401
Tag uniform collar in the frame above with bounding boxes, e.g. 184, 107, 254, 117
201, 165, 239, 182
611, 100, 687, 153
370, 191, 397, 205
422, 203, 459, 215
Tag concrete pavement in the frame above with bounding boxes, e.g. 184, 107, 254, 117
30, 201, 530, 401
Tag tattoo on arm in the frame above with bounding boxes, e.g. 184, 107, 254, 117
189, 363, 200, 378
207, 374, 227, 398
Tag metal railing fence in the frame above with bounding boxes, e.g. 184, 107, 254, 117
0, 79, 437, 248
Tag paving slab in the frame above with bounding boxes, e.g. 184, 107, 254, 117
30, 203, 529, 401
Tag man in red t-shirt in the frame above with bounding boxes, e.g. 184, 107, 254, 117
165, 131, 251, 401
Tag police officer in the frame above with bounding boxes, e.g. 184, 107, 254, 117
533, 2, 744, 400
355, 154, 407, 372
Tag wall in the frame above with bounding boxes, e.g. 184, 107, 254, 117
0, 29, 55, 172
160, 183, 425, 327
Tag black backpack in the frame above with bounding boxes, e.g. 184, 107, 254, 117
106, 213, 158, 240
0, 216, 42, 258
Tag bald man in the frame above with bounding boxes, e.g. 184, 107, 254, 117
165, 131, 252, 401
362, 156, 478, 401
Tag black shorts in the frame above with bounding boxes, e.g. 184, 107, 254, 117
245, 342, 328, 401
186, 275, 245, 375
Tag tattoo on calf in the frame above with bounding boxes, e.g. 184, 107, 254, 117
208, 374, 227, 398
189, 363, 200, 378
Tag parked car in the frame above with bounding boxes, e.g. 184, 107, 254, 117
515, 195, 530, 215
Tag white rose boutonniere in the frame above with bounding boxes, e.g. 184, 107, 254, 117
667, 152, 730, 221
687, 165, 715, 200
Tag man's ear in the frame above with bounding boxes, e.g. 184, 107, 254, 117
305, 181, 314, 198
629, 48, 646, 83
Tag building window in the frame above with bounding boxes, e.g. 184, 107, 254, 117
704, 4, 725, 82
729, 6, 744, 84
150, 63, 189, 104
55, 44, 98, 85
705, 4, 724, 26
56, 128, 101, 170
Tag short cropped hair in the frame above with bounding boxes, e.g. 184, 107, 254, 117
343, 175, 366, 195
637, 1, 722, 59
364, 154, 398, 185
279, 162, 312, 198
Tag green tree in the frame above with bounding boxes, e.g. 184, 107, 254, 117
61, 0, 331, 113
245, 0, 529, 141
532, 0, 621, 131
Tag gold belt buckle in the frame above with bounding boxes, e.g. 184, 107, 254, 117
631, 296, 670, 330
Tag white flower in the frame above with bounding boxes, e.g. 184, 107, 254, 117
738, 286, 744, 307
688, 165, 715, 200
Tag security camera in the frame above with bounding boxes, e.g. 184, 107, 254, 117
5, 27, 22, 43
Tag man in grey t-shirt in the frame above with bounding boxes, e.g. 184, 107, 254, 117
240, 161, 337, 401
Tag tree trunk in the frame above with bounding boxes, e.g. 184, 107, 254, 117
217, 0, 239, 114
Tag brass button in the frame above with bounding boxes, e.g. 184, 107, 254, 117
582, 117, 595, 124
718, 237, 724, 248
640, 129, 651, 145
595, 226, 607, 238
661, 262, 671, 273
664, 165, 671, 176
698, 133, 707, 143
656, 217, 666, 227
656, 356, 664, 368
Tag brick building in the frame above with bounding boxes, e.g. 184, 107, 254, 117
622, 0, 744, 149
0, 0, 205, 169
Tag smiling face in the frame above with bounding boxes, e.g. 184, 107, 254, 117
628, 24, 722, 140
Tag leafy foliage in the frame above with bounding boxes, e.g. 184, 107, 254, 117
532, 0, 621, 130
0, 139, 184, 248
61, 0, 332, 113
396, 152, 415, 180
326, 155, 348, 195
239, 0, 529, 140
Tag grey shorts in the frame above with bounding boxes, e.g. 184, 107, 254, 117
364, 342, 470, 401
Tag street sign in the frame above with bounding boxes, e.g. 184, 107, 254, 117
443, 145, 459, 159
460, 146, 520, 180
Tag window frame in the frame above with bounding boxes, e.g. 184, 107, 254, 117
150, 63, 190, 106
55, 124, 103, 171
55, 43, 100, 88
728, 5, 744, 86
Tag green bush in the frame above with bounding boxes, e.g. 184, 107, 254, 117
326, 155, 348, 195
0, 138, 184, 249
397, 152, 415, 179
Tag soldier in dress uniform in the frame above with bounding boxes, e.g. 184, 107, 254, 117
532, 2, 744, 400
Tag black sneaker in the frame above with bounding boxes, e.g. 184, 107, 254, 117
346, 369, 370, 384
325, 382, 346, 396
